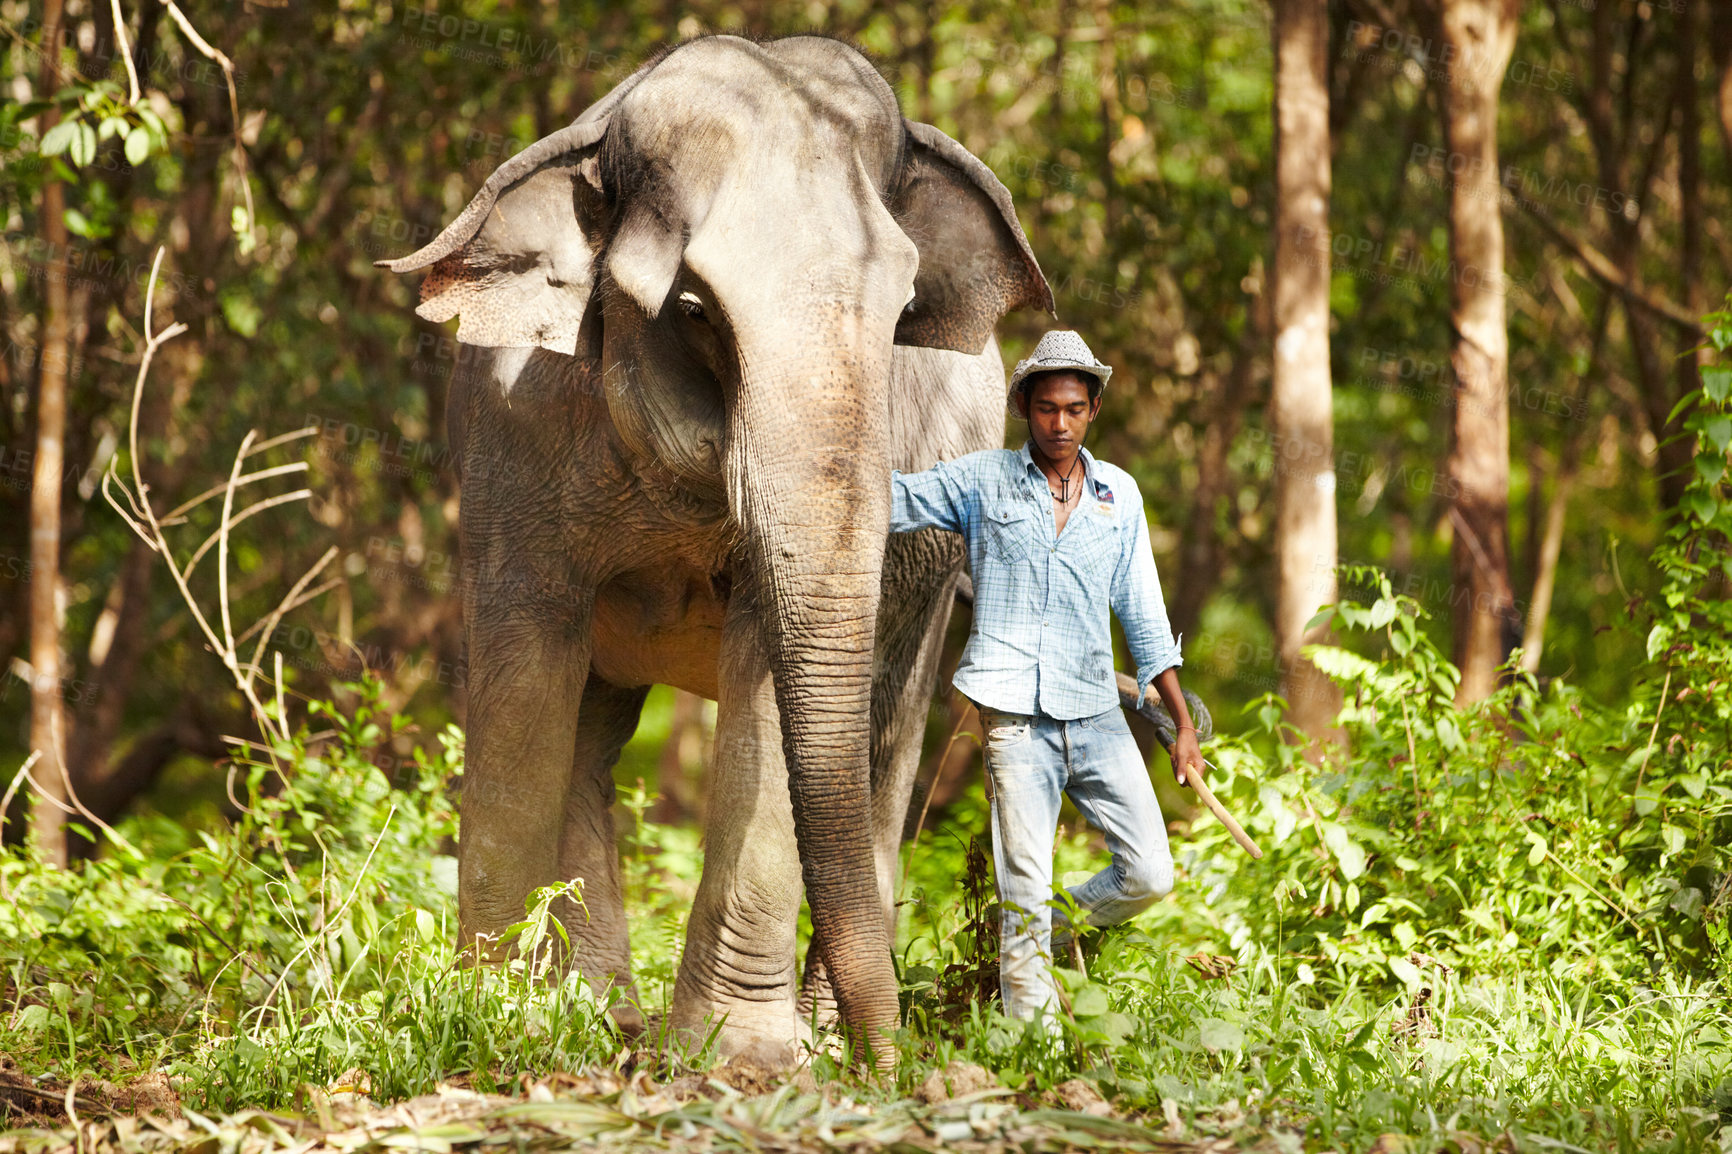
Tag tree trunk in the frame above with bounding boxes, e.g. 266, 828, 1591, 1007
28, 0, 70, 866
1270, 0, 1342, 739
1439, 0, 1521, 705
1710, 0, 1732, 167
1094, 0, 1120, 237
1583, 0, 1691, 513
1675, 1, 1704, 431
1170, 323, 1260, 642
1521, 303, 1607, 674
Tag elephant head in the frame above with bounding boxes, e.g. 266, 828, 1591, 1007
381, 35, 1050, 1060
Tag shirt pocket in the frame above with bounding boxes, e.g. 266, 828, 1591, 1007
984, 503, 1037, 564
1068, 509, 1123, 585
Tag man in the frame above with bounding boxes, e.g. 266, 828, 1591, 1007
890, 329, 1203, 1023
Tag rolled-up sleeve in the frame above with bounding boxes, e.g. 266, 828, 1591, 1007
890, 459, 971, 535
1111, 485, 1182, 702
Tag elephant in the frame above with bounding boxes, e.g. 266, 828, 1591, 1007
379, 34, 1052, 1065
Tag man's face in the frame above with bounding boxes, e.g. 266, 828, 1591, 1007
1018, 372, 1100, 467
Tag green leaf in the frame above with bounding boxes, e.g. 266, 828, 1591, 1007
1435, 715, 1464, 751
1705, 367, 1732, 399
221, 290, 263, 337
1706, 415, 1732, 453
1304, 607, 1335, 632
14, 1004, 53, 1033
1306, 644, 1378, 683
1523, 830, 1547, 867
413, 908, 437, 941
1197, 1017, 1244, 1051
124, 125, 151, 165
1321, 821, 1368, 881
98, 115, 126, 141
1696, 454, 1726, 484
63, 208, 97, 239
1368, 598, 1397, 629
232, 204, 256, 255
1682, 489, 1719, 525
40, 118, 80, 157
1094, 1011, 1135, 1044
1070, 982, 1111, 1017
69, 121, 96, 166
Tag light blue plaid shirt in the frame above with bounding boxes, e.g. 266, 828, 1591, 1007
890, 444, 1182, 720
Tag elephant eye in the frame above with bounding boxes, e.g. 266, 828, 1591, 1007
678, 291, 708, 321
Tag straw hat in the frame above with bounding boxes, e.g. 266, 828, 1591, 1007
1007, 330, 1112, 414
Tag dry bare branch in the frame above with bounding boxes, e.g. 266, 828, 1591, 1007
244, 426, 321, 458
108, 0, 140, 104
245, 546, 340, 691
101, 248, 336, 765
162, 1, 255, 243
162, 462, 310, 524
179, 490, 315, 582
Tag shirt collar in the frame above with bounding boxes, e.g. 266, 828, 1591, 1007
1020, 442, 1098, 490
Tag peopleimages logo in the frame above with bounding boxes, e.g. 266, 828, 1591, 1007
395, 8, 624, 75
1291, 225, 1542, 297
1409, 145, 1637, 220
1341, 21, 1573, 95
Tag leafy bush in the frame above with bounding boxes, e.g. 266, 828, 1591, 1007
0, 681, 629, 1111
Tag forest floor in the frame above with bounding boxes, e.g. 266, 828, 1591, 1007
0, 1059, 1301, 1154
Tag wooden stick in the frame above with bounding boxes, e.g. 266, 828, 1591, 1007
1185, 762, 1263, 859
1123, 674, 1264, 858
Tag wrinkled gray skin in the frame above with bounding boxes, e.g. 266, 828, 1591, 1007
380, 35, 1050, 1066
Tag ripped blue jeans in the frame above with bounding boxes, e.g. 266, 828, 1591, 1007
979, 704, 1174, 1022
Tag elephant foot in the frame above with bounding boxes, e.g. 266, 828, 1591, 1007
670, 1003, 813, 1071
717, 1027, 803, 1071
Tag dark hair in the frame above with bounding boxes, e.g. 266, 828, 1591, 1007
1016, 368, 1103, 408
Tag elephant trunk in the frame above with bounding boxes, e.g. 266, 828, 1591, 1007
729, 343, 898, 1064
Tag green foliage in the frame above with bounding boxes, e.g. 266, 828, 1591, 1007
0, 681, 629, 1111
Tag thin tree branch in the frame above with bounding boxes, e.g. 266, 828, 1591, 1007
244, 547, 340, 694
1515, 200, 1702, 331
178, 490, 313, 583
161, 462, 309, 524
161, 1, 254, 241
108, 0, 140, 104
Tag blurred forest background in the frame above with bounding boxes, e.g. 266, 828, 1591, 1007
1, 0, 1724, 847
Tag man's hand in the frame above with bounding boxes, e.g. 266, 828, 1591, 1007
1171, 726, 1205, 788
1146, 666, 1205, 788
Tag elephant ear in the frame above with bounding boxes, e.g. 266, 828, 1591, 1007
376, 64, 654, 355
892, 120, 1054, 355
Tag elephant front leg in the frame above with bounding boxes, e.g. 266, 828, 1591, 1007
671, 602, 806, 1068
559, 673, 650, 1034
458, 586, 593, 958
